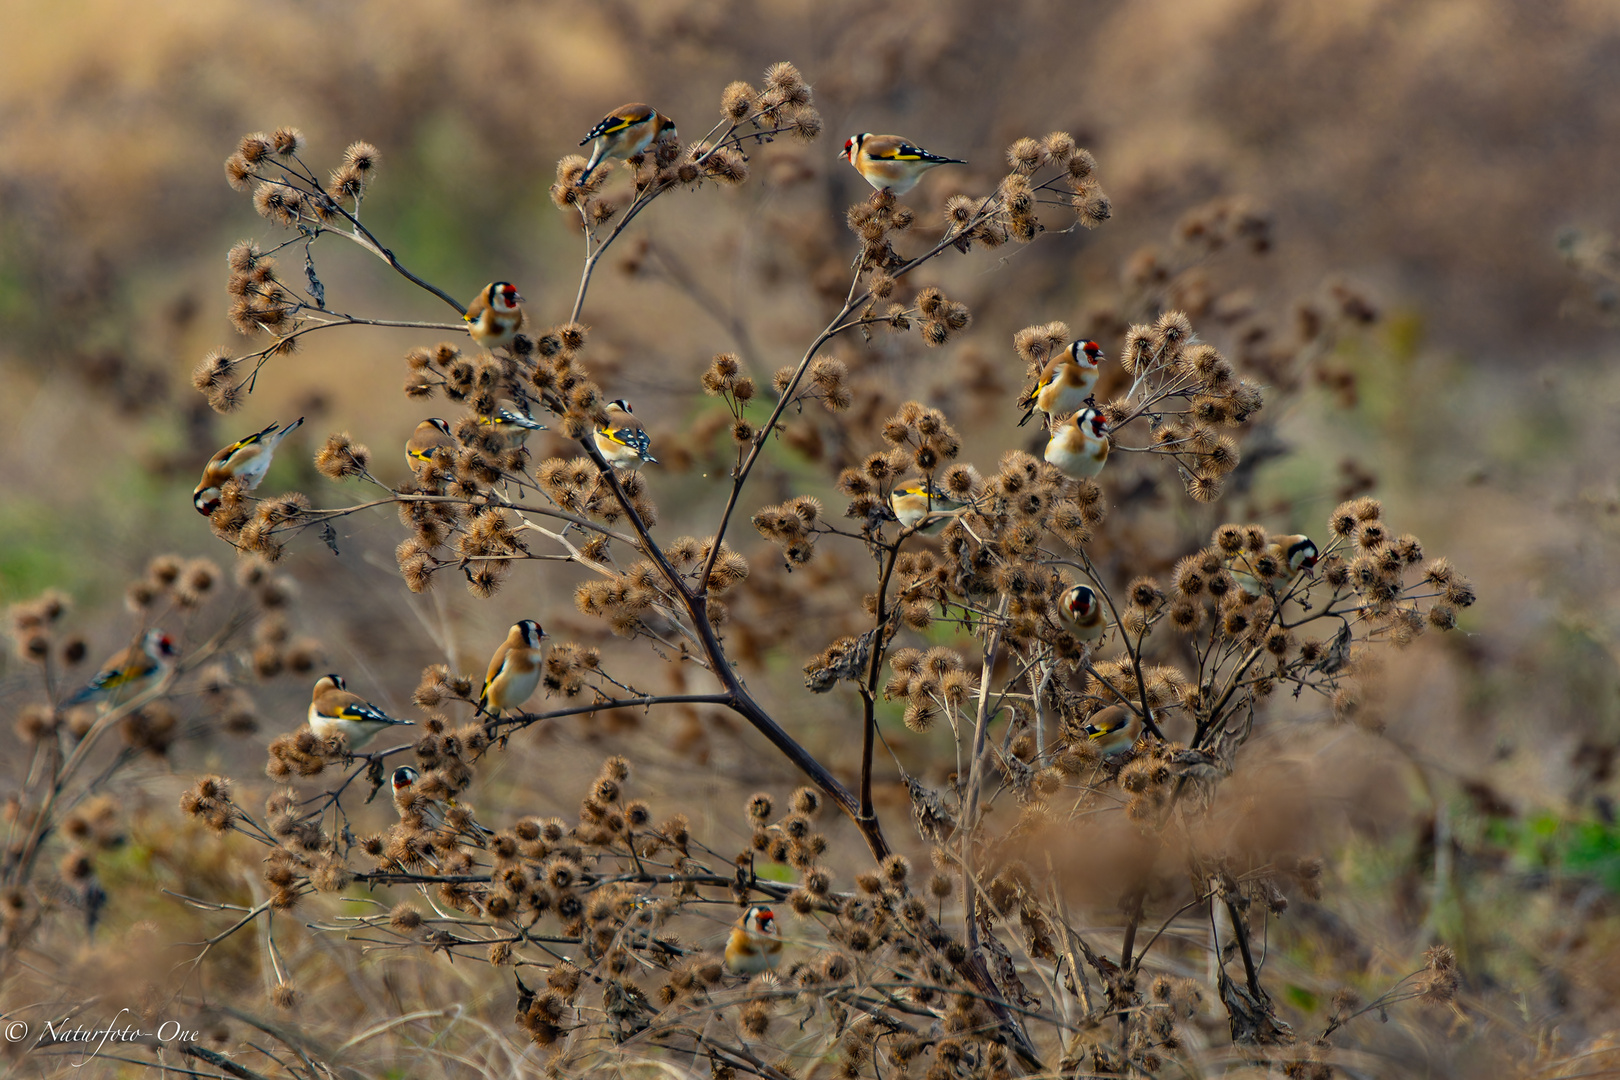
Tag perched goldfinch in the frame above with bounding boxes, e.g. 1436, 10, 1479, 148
1018, 341, 1104, 427
724, 905, 784, 975
406, 418, 456, 474
1045, 407, 1110, 478
479, 619, 546, 717
307, 673, 413, 750
1227, 534, 1320, 597
1082, 704, 1143, 756
463, 282, 525, 353
477, 406, 548, 450
1058, 584, 1107, 644
392, 765, 495, 844
193, 417, 305, 515
889, 480, 969, 534
66, 629, 177, 709
840, 133, 965, 196
594, 399, 659, 467
578, 103, 674, 181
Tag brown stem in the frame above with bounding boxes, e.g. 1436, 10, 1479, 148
696, 309, 855, 591
694, 194, 1021, 594
858, 542, 904, 823
1120, 886, 1147, 969
1225, 897, 1266, 998
947, 596, 1047, 1071
577, 435, 892, 862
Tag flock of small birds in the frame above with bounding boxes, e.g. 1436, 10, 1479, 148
67, 103, 1327, 974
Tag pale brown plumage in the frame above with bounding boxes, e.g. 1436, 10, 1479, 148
724, 905, 784, 974
405, 418, 455, 474
1044, 407, 1110, 478
1017, 341, 1103, 427
463, 282, 525, 353
479, 620, 545, 716
193, 417, 305, 515
841, 133, 965, 195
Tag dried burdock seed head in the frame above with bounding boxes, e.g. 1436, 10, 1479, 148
191, 349, 239, 392
1006, 137, 1045, 174
316, 433, 370, 480
721, 81, 756, 120
1129, 577, 1164, 607
1418, 945, 1459, 1003
741, 790, 774, 822
224, 153, 254, 190
237, 132, 272, 164
1357, 522, 1388, 550
1444, 577, 1476, 607
1154, 310, 1194, 350
790, 786, 822, 816
916, 287, 946, 318
270, 127, 303, 156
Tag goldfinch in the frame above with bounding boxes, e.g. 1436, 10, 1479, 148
578, 103, 674, 181
724, 905, 784, 975
193, 417, 305, 515
463, 282, 525, 353
1082, 704, 1143, 756
65, 629, 177, 709
479, 619, 546, 717
1045, 407, 1110, 478
595, 399, 658, 467
1227, 534, 1319, 597
1017, 341, 1103, 427
889, 480, 969, 534
406, 418, 456, 474
1058, 584, 1106, 644
841, 133, 965, 196
307, 673, 413, 750
392, 765, 495, 845
477, 406, 548, 450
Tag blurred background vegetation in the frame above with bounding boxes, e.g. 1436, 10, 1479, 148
3, 0, 1620, 1075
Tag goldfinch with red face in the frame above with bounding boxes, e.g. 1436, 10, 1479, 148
889, 480, 969, 534
464, 282, 525, 353
1045, 407, 1110, 478
579, 103, 674, 181
477, 406, 548, 450
724, 905, 784, 975
1082, 704, 1143, 756
1058, 584, 1106, 644
841, 133, 965, 196
66, 630, 177, 709
1228, 534, 1319, 597
193, 417, 305, 515
595, 399, 659, 467
307, 673, 413, 750
392, 765, 495, 845
1018, 341, 1103, 427
480, 619, 546, 717
406, 418, 455, 474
